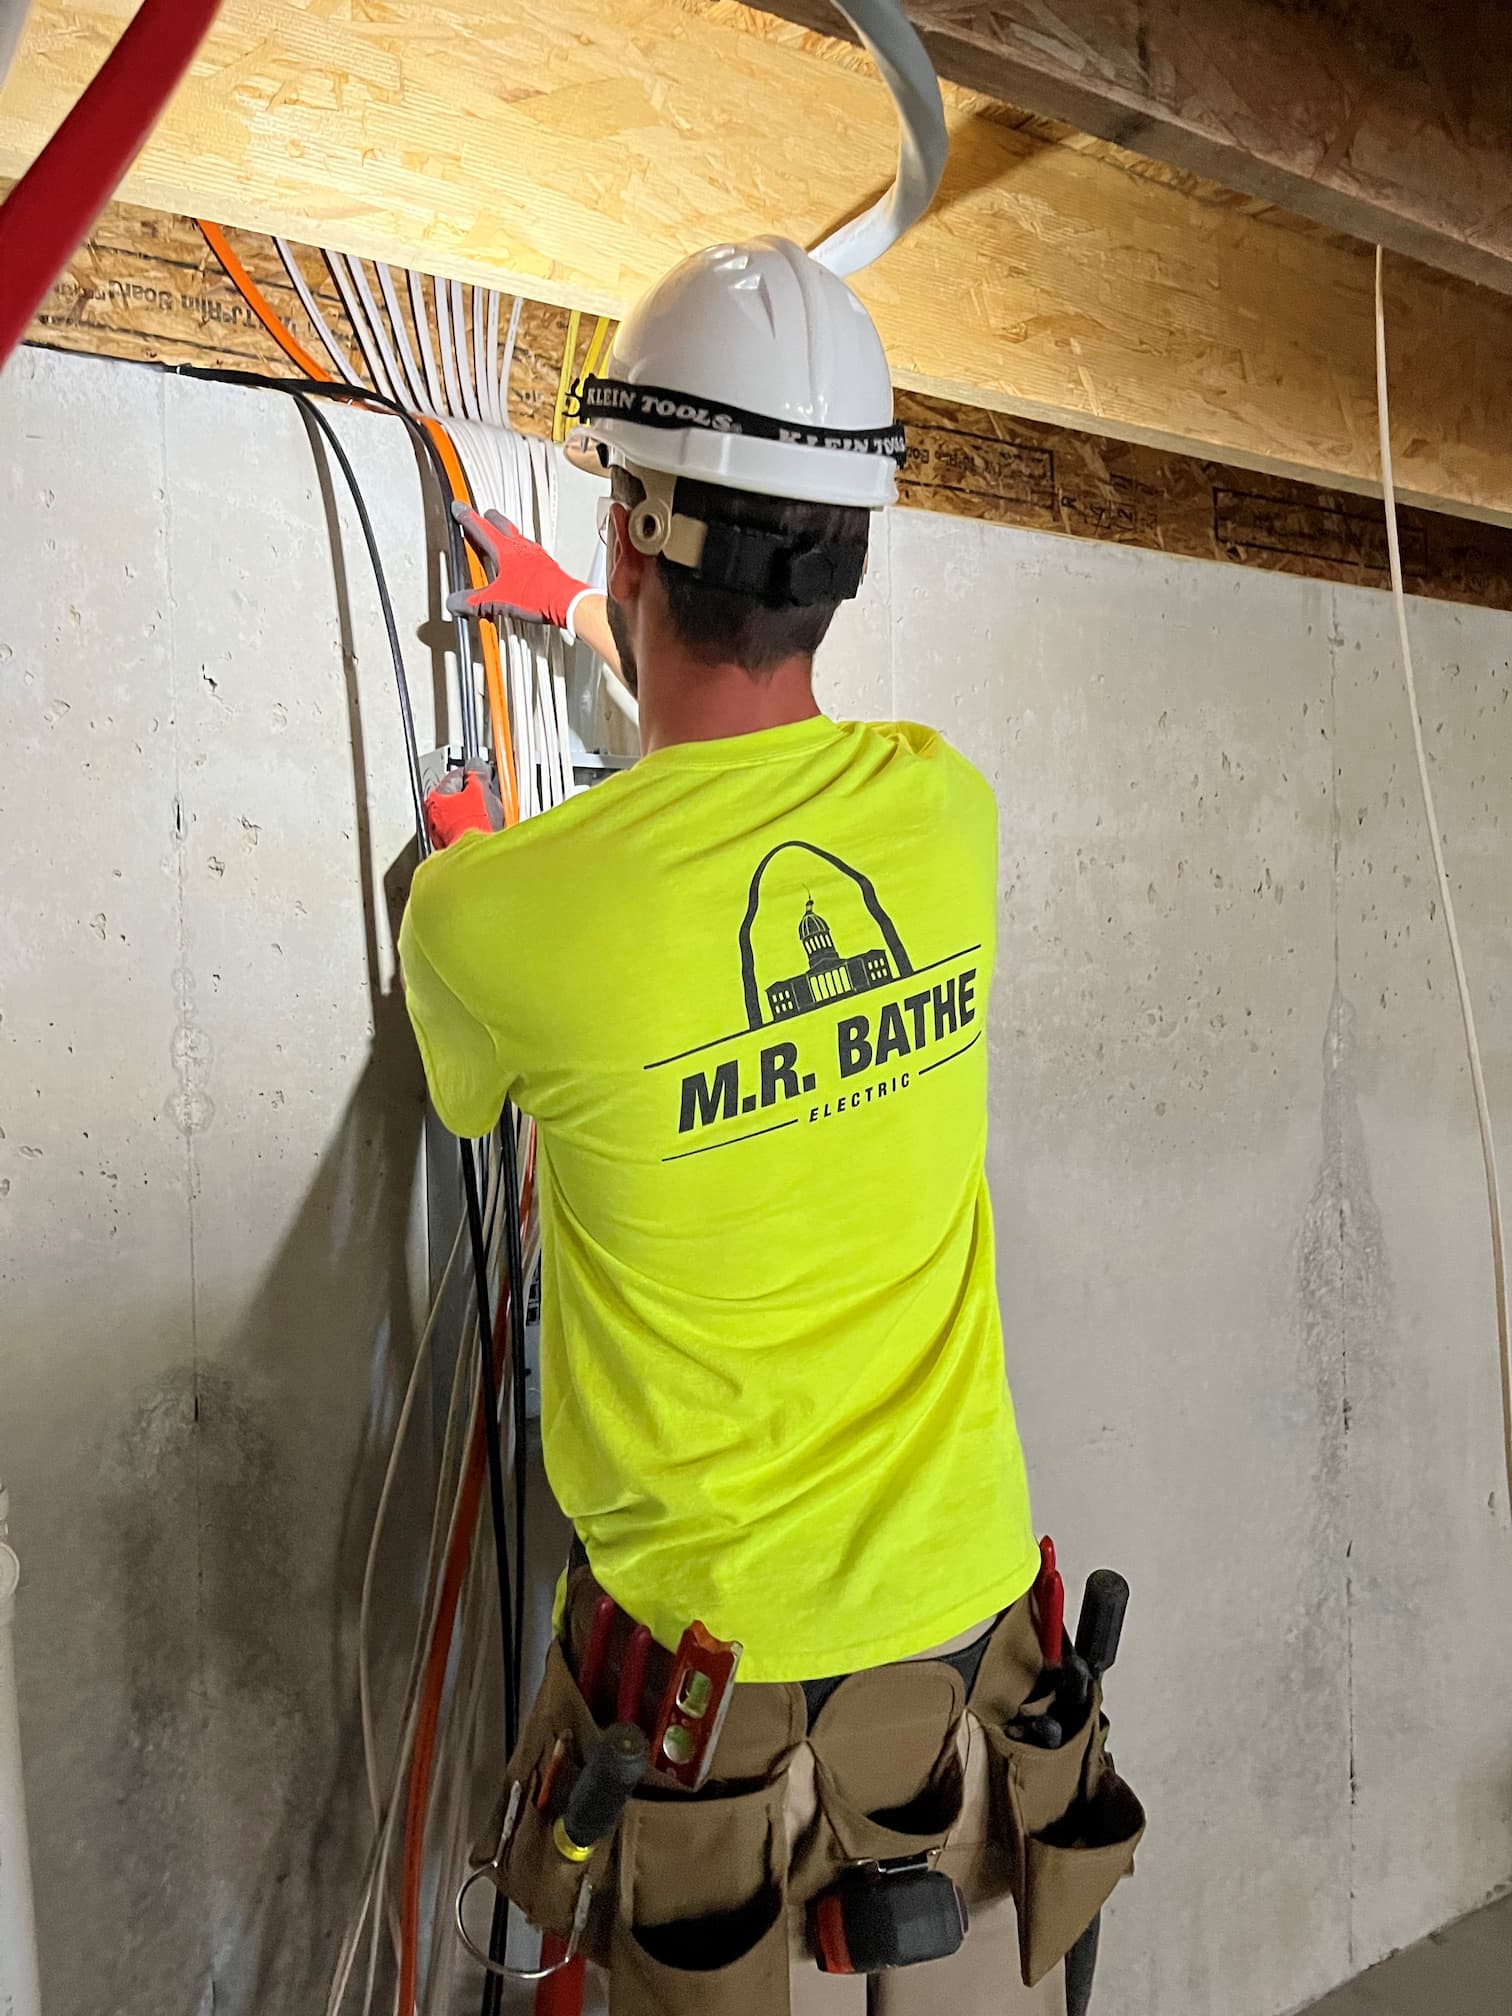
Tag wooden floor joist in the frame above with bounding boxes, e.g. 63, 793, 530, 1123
764, 0, 1512, 300
24, 200, 1512, 617
4, 2, 1512, 526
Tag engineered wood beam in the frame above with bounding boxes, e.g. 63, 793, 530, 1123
32, 199, 1512, 617
4, 2, 1512, 523
768, 0, 1512, 298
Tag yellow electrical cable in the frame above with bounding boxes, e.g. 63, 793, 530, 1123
581, 314, 612, 383
552, 308, 582, 442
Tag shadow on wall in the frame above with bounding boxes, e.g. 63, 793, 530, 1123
87, 411, 453, 2014
97, 980, 428, 2013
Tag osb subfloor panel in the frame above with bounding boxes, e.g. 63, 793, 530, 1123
22, 197, 1512, 615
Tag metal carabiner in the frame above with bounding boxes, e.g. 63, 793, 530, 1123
453, 1864, 592, 1982
452, 1779, 593, 1983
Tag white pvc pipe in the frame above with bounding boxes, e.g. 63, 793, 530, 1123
0, 0, 32, 94
810, 0, 948, 278
0, 1486, 41, 2016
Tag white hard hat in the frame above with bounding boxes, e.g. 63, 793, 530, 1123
576, 237, 903, 512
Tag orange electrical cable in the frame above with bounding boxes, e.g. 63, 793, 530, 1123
196, 220, 331, 381
196, 221, 521, 823
400, 1150, 537, 2015
200, 222, 543, 1998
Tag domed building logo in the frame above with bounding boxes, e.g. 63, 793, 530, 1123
736, 838, 913, 1031
766, 894, 895, 1021
645, 834, 981, 1160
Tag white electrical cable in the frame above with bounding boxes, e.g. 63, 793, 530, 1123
421, 1552, 493, 2016
473, 285, 493, 427
331, 1154, 503, 2015
357, 1206, 470, 1844
1374, 246, 1512, 1513
335, 1315, 493, 2016
351, 257, 416, 412
363, 1320, 487, 2013
451, 280, 482, 423
305, 277, 578, 2004
810, 0, 948, 279
433, 274, 464, 421
375, 261, 429, 413
499, 296, 524, 423
275, 238, 362, 385
485, 290, 503, 429
408, 267, 446, 417
327, 251, 399, 407
332, 1397, 481, 2016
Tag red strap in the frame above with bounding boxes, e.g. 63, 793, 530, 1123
533, 1940, 584, 2016
814, 1892, 855, 1975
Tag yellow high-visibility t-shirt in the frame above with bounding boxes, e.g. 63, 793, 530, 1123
399, 715, 1039, 1681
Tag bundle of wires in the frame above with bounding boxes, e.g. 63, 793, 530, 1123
183, 228, 608, 2014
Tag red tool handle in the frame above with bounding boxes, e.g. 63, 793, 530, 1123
617, 1624, 653, 1727
1035, 1535, 1065, 1667
576, 1593, 616, 1719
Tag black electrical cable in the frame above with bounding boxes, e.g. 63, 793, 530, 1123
500, 1109, 529, 1726
461, 1134, 519, 1746
288, 393, 428, 839
480, 1107, 532, 2016
202, 361, 535, 2005
270, 384, 528, 2004
176, 363, 481, 756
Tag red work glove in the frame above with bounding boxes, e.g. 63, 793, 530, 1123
446, 504, 589, 632
425, 768, 502, 851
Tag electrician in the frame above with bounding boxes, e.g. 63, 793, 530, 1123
400, 237, 1140, 2014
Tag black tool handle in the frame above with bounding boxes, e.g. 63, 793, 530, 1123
1064, 1910, 1102, 2016
1074, 1570, 1130, 1681
561, 1723, 649, 1851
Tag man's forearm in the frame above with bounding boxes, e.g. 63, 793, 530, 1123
568, 591, 623, 684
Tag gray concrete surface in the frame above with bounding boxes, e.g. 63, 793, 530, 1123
1, 350, 449, 2012
4, 346, 1512, 2015
1301, 1891, 1512, 2014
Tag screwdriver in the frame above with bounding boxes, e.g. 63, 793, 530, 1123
1063, 1569, 1131, 2016
551, 1722, 649, 1865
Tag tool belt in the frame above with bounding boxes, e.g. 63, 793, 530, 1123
478, 1565, 1145, 2013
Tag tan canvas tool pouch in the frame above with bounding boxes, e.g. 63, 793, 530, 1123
474, 1636, 613, 1947
968, 1599, 1147, 1986
482, 1585, 1144, 2011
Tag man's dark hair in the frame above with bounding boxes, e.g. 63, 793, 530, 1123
611, 466, 868, 676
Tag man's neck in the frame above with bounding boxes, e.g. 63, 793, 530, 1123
639, 652, 821, 756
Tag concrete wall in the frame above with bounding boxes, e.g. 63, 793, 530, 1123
0, 349, 450, 2013
3, 347, 1511, 2015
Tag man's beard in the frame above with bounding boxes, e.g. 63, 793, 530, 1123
605, 595, 639, 698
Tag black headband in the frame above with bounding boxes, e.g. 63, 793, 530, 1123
693, 520, 868, 606
572, 375, 907, 466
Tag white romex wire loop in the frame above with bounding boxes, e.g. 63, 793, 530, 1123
1374, 246, 1512, 1513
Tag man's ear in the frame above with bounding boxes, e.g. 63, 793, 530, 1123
607, 502, 649, 605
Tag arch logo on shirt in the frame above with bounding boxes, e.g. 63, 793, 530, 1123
646, 840, 982, 1161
